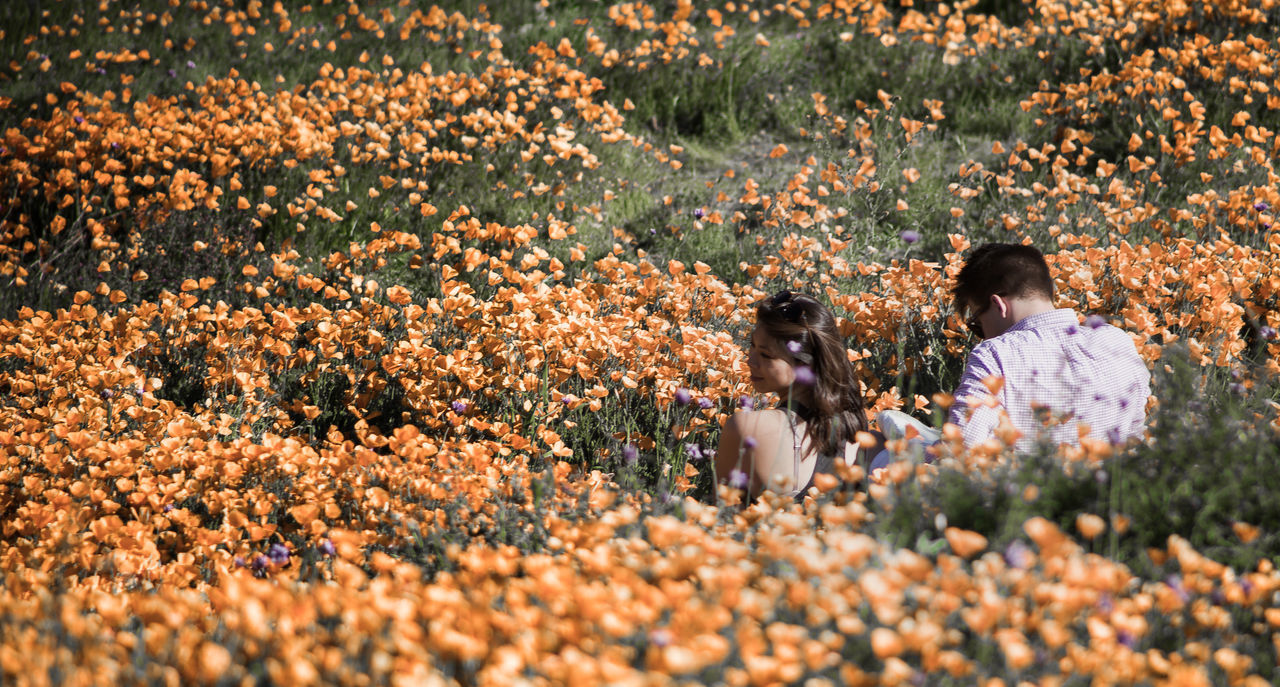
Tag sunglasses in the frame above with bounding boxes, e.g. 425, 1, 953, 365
767, 290, 805, 321
965, 296, 999, 339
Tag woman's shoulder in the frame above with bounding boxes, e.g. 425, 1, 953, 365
729, 407, 797, 429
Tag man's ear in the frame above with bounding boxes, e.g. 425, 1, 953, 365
991, 293, 1011, 318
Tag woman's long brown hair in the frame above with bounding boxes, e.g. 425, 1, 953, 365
755, 291, 869, 458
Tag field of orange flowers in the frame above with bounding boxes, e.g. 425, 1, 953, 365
2, 0, 1280, 684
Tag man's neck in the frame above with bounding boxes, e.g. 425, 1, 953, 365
1007, 297, 1057, 327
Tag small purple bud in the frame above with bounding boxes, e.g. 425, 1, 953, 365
451, 400, 466, 413
268, 543, 290, 565
693, 208, 704, 219
1004, 540, 1032, 569
728, 469, 749, 489
163, 504, 174, 513
675, 388, 691, 405
900, 229, 921, 244
685, 443, 704, 460
100, 389, 114, 399
739, 395, 755, 410
1261, 326, 1276, 340
74, 115, 84, 124
251, 555, 268, 572
1165, 575, 1189, 603
649, 628, 673, 647
320, 539, 336, 556
1255, 201, 1269, 212
561, 395, 573, 405
186, 60, 196, 69
234, 556, 246, 568
622, 444, 638, 463
1229, 382, 1246, 395
96, 68, 106, 75
649, 228, 656, 235
1096, 593, 1114, 614
1117, 630, 1136, 649
698, 397, 714, 409
1085, 314, 1107, 329
110, 142, 119, 149
167, 69, 177, 78
793, 365, 816, 386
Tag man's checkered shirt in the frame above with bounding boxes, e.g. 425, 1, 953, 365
948, 309, 1152, 451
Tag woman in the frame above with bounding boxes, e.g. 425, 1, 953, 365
714, 290, 883, 502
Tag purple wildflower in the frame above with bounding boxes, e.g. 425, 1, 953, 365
698, 397, 714, 409
320, 539, 336, 557
685, 443, 704, 461
675, 388, 691, 405
693, 208, 704, 219
74, 115, 84, 125
1096, 593, 1114, 614
728, 469, 749, 489
900, 229, 921, 244
451, 400, 466, 413
167, 69, 177, 78
1165, 575, 1190, 603
100, 389, 113, 399
163, 504, 174, 513
649, 628, 673, 647
267, 543, 290, 565
233, 556, 246, 568
1085, 314, 1107, 329
622, 444, 638, 463
186, 60, 196, 69
1230, 382, 1246, 395
1261, 326, 1276, 340
251, 555, 268, 572
1117, 630, 1136, 649
1004, 540, 1032, 569
793, 365, 816, 386
1255, 201, 1270, 212
739, 395, 755, 410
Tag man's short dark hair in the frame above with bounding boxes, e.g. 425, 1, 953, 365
952, 243, 1054, 314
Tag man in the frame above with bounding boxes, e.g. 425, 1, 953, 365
878, 242, 1151, 456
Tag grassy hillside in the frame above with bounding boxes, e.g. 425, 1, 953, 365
2, 0, 1280, 684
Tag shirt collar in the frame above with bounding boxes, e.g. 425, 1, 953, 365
1005, 308, 1079, 334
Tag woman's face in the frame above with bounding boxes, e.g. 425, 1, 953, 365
746, 326, 797, 396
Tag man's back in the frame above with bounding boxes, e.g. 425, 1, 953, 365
949, 308, 1151, 451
